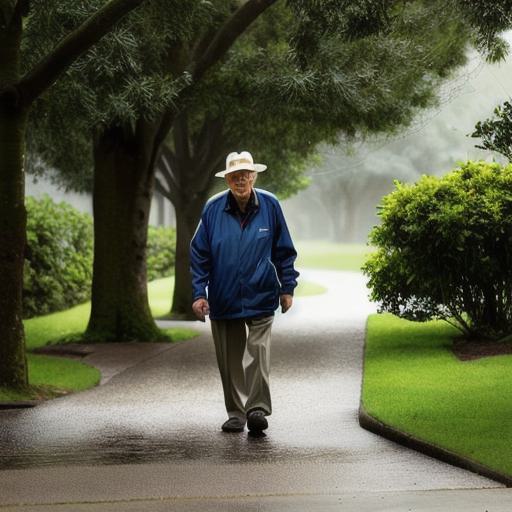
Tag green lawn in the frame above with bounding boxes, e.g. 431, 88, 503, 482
147, 277, 177, 317
362, 313, 512, 476
24, 276, 198, 351
295, 241, 373, 271
0, 354, 102, 402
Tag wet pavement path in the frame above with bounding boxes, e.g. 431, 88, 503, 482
0, 270, 505, 509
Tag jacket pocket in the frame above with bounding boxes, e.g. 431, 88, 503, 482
255, 258, 280, 293
268, 259, 282, 289
249, 258, 280, 292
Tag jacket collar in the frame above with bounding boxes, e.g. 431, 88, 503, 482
224, 188, 259, 212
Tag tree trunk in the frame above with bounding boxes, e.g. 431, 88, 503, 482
0, 10, 29, 388
170, 195, 206, 319
0, 104, 29, 387
155, 114, 225, 320
85, 123, 164, 341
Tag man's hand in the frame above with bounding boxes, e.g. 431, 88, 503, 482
280, 294, 293, 313
192, 298, 210, 322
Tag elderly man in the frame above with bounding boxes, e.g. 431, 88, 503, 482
190, 151, 299, 433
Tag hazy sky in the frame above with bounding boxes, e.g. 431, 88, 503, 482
284, 34, 512, 242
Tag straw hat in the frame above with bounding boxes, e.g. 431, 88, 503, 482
215, 151, 267, 178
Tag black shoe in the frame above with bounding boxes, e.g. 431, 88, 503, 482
221, 417, 245, 433
247, 409, 268, 432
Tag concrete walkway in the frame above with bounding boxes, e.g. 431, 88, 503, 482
0, 269, 509, 511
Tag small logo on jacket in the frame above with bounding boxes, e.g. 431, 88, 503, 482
259, 228, 269, 232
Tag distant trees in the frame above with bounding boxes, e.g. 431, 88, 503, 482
291, 51, 512, 244
298, 146, 407, 243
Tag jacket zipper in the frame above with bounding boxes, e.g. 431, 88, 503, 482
239, 219, 244, 315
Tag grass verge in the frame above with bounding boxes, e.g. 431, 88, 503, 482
24, 276, 199, 351
1, 277, 197, 403
0, 354, 101, 402
295, 241, 374, 271
362, 313, 512, 477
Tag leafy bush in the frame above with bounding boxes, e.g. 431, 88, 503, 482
24, 195, 93, 318
24, 196, 176, 318
146, 225, 176, 281
363, 161, 512, 341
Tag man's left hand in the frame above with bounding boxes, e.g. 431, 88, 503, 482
280, 294, 293, 313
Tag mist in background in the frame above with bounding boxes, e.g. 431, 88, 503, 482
282, 42, 512, 244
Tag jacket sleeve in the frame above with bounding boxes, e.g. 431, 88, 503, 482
190, 214, 211, 301
272, 201, 299, 295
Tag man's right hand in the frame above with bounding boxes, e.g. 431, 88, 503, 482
192, 298, 210, 322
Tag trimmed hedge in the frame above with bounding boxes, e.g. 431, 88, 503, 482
24, 195, 175, 318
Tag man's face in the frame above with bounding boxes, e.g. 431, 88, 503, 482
225, 170, 256, 202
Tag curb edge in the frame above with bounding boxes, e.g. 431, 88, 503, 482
0, 401, 41, 410
358, 402, 512, 487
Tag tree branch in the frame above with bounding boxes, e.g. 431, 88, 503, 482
158, 149, 180, 193
0, 0, 27, 29
161, 143, 179, 173
197, 145, 228, 192
151, 0, 277, 155
189, 0, 277, 83
174, 111, 191, 166
195, 118, 225, 181
202, 154, 223, 194
154, 176, 172, 201
11, 0, 29, 24
16, 0, 147, 106
194, 116, 223, 168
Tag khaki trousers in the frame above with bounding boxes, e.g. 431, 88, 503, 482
210, 316, 273, 421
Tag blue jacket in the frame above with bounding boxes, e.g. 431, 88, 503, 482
190, 188, 299, 320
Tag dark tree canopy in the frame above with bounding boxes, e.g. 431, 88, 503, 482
29, 0, 474, 198
25, 0, 215, 190
290, 0, 512, 62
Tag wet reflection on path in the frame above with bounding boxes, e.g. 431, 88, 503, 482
1, 270, 375, 469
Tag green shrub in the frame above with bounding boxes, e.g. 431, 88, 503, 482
24, 195, 93, 318
146, 225, 176, 281
24, 196, 176, 318
363, 161, 512, 341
